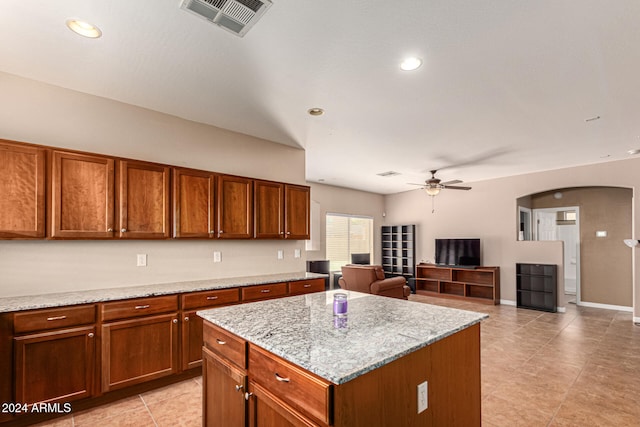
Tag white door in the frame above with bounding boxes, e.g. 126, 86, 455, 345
534, 211, 557, 241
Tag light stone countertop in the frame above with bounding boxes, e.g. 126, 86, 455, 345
198, 290, 488, 384
0, 272, 326, 313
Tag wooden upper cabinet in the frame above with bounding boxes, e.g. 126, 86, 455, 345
217, 175, 253, 239
50, 151, 115, 239
254, 180, 284, 239
173, 168, 216, 238
118, 160, 170, 239
0, 141, 46, 238
284, 185, 310, 240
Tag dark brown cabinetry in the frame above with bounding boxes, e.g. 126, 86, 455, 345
254, 181, 310, 240
50, 151, 115, 238
173, 168, 217, 238
516, 263, 557, 312
0, 140, 46, 239
117, 160, 171, 239
181, 288, 240, 370
100, 296, 179, 392
415, 264, 500, 304
218, 175, 253, 239
12, 305, 96, 407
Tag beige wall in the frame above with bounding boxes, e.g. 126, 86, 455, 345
0, 72, 307, 298
306, 183, 385, 265
384, 159, 639, 318
530, 187, 632, 307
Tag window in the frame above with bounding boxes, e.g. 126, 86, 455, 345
326, 214, 374, 271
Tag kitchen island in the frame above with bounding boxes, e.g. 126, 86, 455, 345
198, 290, 488, 426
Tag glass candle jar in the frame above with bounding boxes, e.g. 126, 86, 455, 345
333, 293, 348, 317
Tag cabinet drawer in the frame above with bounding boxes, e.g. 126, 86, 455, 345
14, 305, 96, 334
241, 282, 288, 302
182, 288, 240, 310
203, 322, 247, 369
288, 279, 325, 296
249, 344, 331, 425
101, 295, 178, 322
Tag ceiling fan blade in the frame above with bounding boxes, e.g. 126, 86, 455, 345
445, 185, 472, 190
440, 179, 462, 186
407, 183, 426, 186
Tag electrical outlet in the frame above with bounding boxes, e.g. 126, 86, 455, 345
213, 251, 221, 263
294, 249, 301, 258
277, 250, 284, 260
417, 381, 428, 413
136, 254, 147, 267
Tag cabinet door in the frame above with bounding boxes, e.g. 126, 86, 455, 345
101, 313, 178, 392
182, 310, 205, 370
285, 185, 310, 240
203, 347, 246, 427
14, 326, 95, 405
118, 160, 170, 239
217, 175, 253, 239
173, 168, 216, 238
254, 180, 284, 239
247, 381, 320, 427
50, 151, 115, 238
0, 141, 46, 238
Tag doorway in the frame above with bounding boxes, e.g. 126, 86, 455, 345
533, 207, 580, 303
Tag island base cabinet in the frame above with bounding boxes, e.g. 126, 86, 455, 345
203, 347, 246, 427
14, 326, 95, 406
247, 381, 320, 427
101, 313, 179, 392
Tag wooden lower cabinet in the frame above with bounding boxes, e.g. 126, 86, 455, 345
203, 347, 247, 427
101, 313, 179, 392
248, 381, 319, 427
14, 326, 95, 406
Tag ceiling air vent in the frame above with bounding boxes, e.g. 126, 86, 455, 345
181, 0, 272, 37
377, 171, 401, 177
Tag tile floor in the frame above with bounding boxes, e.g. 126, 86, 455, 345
34, 295, 640, 426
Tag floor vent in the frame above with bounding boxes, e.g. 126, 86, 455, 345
181, 0, 272, 37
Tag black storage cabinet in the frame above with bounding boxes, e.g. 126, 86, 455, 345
516, 263, 557, 312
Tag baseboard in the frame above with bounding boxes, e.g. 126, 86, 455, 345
500, 299, 516, 306
633, 316, 640, 325
557, 306, 566, 313
578, 301, 633, 312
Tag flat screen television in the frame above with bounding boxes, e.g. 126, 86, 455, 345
435, 238, 481, 267
351, 253, 371, 264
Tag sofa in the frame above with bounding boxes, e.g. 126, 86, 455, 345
338, 264, 410, 300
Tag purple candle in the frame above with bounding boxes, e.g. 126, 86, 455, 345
333, 293, 348, 317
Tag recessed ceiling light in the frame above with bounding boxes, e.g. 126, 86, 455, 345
400, 57, 422, 71
628, 148, 640, 155
308, 108, 324, 116
66, 19, 102, 38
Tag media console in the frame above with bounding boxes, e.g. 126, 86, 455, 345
415, 264, 500, 305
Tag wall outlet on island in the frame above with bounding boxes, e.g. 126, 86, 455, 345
213, 251, 221, 263
417, 381, 428, 413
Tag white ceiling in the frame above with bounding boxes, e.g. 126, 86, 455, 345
1, 1, 639, 194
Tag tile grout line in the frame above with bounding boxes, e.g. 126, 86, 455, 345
139, 394, 159, 427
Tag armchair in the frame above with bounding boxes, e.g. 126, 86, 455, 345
338, 264, 410, 300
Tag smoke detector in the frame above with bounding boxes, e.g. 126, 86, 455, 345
181, 0, 272, 37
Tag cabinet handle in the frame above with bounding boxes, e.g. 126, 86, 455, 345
88, 333, 94, 338
286, 232, 291, 235
216, 338, 227, 345
235, 385, 243, 392
244, 392, 253, 401
219, 230, 224, 234
172, 319, 178, 324
279, 232, 284, 235
303, 284, 311, 288
184, 316, 189, 322
121, 228, 127, 233
206, 296, 218, 300
47, 315, 67, 321
260, 289, 271, 293
107, 228, 113, 232
135, 305, 150, 310
209, 230, 215, 234
274, 373, 290, 383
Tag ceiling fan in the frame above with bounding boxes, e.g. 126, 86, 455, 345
410, 170, 472, 196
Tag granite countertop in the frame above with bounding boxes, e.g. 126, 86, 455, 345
198, 290, 488, 385
0, 272, 326, 313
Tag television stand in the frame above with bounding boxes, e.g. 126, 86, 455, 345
415, 264, 500, 305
